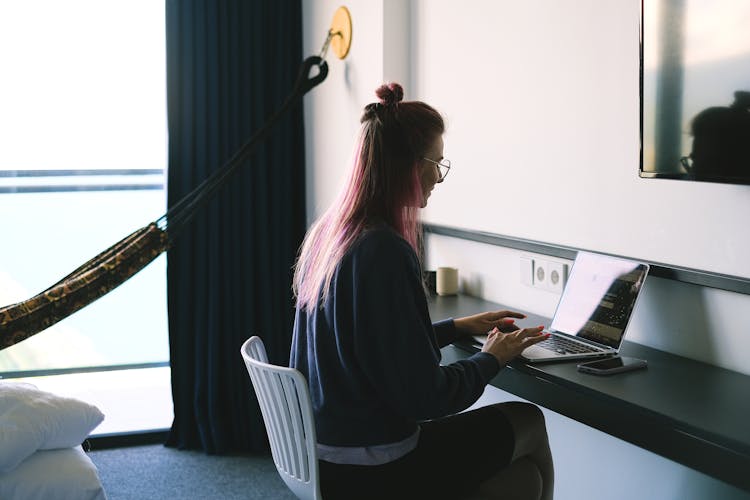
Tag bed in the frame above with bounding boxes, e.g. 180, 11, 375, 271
0, 381, 107, 500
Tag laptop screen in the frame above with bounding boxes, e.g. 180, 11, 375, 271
549, 252, 649, 348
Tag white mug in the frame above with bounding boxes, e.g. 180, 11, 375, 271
436, 267, 459, 296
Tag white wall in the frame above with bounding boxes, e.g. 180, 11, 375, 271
410, 0, 750, 376
302, 1, 379, 224
412, 0, 750, 281
301, 1, 750, 498
303, 0, 750, 375
301, 0, 415, 226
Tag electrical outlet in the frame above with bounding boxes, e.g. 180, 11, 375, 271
533, 260, 548, 288
529, 259, 567, 293
545, 260, 568, 293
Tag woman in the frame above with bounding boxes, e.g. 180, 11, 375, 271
291, 82, 554, 499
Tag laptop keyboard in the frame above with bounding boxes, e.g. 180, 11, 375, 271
538, 334, 601, 355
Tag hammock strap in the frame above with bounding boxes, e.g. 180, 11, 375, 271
158, 56, 328, 240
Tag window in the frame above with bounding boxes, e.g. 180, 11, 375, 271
0, 1, 170, 434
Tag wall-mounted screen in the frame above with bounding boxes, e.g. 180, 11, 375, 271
640, 0, 750, 185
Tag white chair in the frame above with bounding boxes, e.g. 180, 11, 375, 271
240, 336, 322, 500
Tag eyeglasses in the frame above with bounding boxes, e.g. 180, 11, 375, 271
422, 157, 451, 182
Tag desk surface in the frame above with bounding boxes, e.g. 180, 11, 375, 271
428, 294, 750, 492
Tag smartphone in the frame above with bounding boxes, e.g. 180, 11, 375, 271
577, 356, 647, 375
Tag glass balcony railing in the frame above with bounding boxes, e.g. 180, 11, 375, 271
0, 170, 168, 375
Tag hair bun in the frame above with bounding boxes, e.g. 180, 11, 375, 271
375, 82, 404, 106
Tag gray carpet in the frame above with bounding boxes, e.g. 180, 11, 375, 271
87, 444, 297, 500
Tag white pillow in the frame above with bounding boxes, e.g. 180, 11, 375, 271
0, 381, 104, 474
0, 446, 107, 500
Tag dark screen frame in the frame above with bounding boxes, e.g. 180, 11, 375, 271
638, 0, 750, 186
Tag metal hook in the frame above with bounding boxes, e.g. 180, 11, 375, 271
318, 29, 343, 60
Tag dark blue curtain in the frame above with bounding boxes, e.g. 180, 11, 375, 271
165, 0, 306, 453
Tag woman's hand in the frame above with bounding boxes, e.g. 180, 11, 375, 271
482, 326, 549, 365
454, 310, 527, 336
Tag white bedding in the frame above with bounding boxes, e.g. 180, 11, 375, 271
0, 445, 107, 500
0, 381, 107, 499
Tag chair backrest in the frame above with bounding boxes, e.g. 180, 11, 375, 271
240, 336, 322, 500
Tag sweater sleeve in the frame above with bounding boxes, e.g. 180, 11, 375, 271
350, 232, 500, 421
433, 318, 461, 348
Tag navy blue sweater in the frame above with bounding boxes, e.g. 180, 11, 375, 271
290, 226, 500, 447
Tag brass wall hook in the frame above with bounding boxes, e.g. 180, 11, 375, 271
318, 6, 352, 60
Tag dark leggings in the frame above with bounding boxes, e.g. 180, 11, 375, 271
319, 403, 516, 500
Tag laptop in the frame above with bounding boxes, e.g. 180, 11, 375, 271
475, 251, 649, 363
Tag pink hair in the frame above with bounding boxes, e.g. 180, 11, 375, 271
293, 83, 443, 312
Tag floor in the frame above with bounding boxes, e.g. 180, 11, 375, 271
87, 444, 296, 500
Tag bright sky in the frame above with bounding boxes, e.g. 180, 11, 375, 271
0, 1, 166, 171
644, 0, 750, 68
